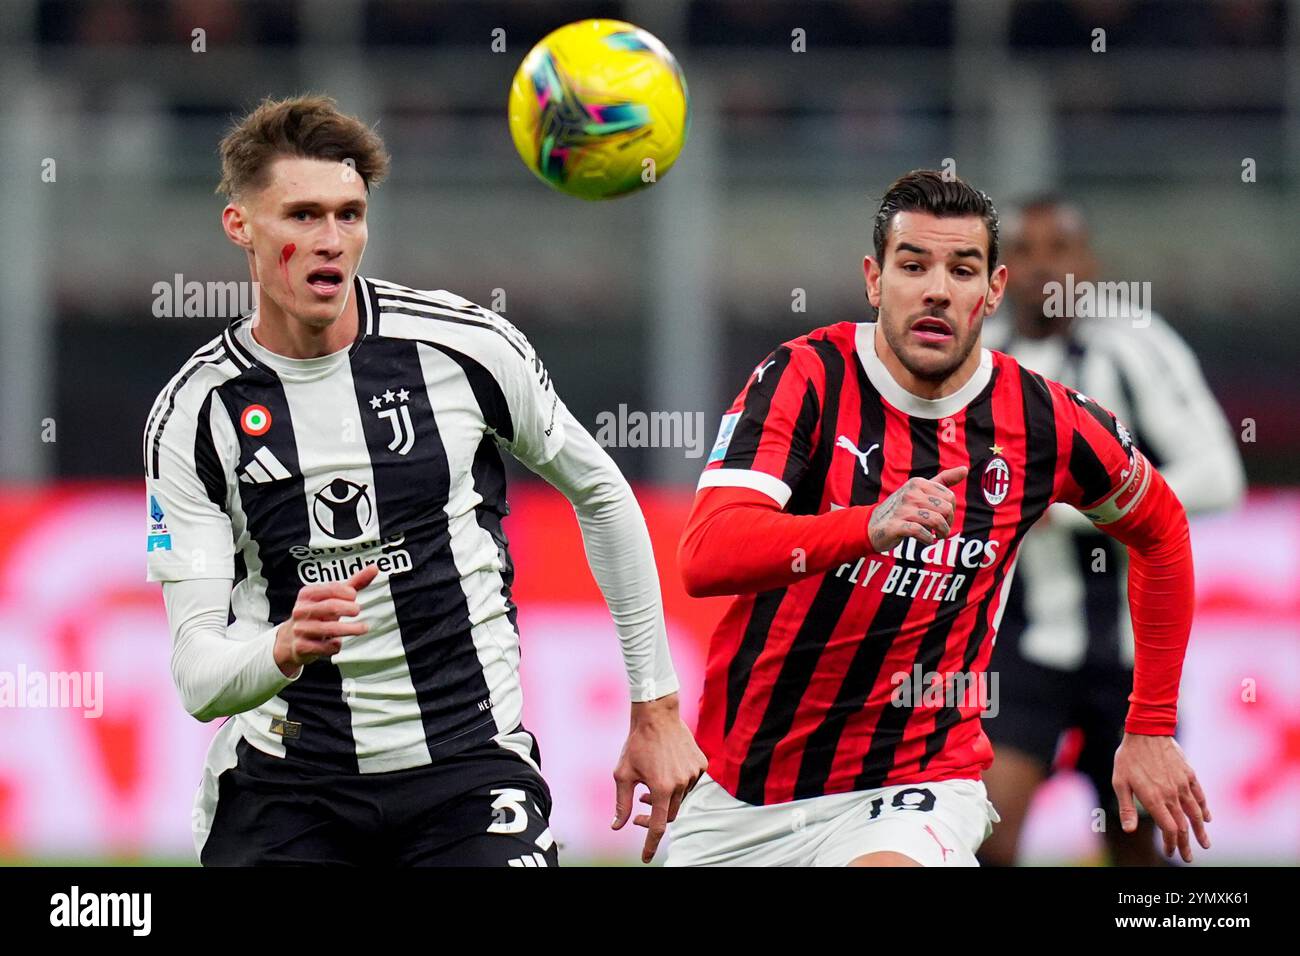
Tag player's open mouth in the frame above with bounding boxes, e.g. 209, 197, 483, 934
306, 268, 345, 296
911, 317, 953, 343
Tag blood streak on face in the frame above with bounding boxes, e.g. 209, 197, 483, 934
279, 242, 296, 304
967, 296, 983, 327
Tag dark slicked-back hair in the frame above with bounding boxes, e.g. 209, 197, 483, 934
216, 94, 391, 200
873, 169, 1001, 272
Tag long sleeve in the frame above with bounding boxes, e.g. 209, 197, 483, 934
163, 577, 301, 722
1055, 385, 1195, 734
679, 486, 874, 596
681, 336, 880, 594
521, 406, 680, 702
1095, 465, 1195, 735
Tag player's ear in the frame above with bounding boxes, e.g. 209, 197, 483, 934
863, 255, 882, 308
221, 203, 254, 250
983, 263, 1009, 314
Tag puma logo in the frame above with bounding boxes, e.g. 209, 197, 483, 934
754, 359, 776, 383
836, 435, 880, 476
924, 824, 954, 862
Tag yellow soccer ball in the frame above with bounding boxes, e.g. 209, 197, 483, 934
507, 19, 690, 200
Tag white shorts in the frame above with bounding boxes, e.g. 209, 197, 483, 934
664, 773, 1001, 867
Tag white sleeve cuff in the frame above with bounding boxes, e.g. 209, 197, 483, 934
697, 468, 792, 508
630, 672, 681, 703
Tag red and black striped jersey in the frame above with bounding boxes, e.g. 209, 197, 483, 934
693, 321, 1151, 805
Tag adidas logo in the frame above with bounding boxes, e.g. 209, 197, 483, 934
505, 822, 554, 866
238, 447, 292, 484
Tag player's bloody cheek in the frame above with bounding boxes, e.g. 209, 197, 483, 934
278, 243, 297, 297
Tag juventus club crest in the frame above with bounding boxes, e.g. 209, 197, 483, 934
982, 444, 1011, 506
369, 387, 415, 455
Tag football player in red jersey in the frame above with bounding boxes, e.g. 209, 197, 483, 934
664, 170, 1210, 867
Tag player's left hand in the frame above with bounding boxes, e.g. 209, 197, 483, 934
1112, 732, 1212, 863
611, 692, 708, 863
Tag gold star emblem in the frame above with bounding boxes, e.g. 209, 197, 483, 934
989, 444, 1004, 456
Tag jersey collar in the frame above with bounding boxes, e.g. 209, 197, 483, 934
224, 274, 375, 379
855, 321, 993, 419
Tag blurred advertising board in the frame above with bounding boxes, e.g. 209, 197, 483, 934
0, 484, 1294, 864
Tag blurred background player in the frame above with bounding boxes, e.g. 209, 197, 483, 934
978, 196, 1245, 866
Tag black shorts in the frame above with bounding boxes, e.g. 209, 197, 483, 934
200, 732, 558, 867
983, 638, 1133, 816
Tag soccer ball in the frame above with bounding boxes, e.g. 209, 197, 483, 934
507, 19, 690, 200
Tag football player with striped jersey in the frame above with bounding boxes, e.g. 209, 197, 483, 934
977, 196, 1243, 865
666, 170, 1210, 867
144, 95, 705, 866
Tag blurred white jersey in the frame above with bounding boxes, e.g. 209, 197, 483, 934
983, 311, 1244, 669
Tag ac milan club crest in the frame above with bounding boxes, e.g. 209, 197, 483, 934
982, 445, 1011, 506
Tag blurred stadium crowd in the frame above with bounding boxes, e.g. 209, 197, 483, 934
29, 1, 1292, 49
2, 0, 1294, 487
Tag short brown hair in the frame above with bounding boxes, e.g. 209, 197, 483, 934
216, 94, 391, 199
873, 169, 1000, 272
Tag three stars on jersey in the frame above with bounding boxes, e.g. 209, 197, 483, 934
368, 388, 415, 455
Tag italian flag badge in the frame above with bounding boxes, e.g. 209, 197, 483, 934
241, 404, 272, 436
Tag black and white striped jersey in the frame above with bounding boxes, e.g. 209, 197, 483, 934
984, 311, 1244, 671
144, 275, 567, 773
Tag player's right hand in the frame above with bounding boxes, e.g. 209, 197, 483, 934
273, 564, 379, 677
867, 466, 968, 553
